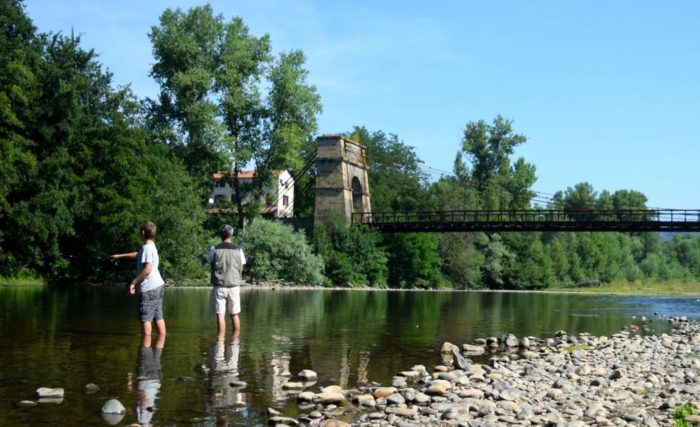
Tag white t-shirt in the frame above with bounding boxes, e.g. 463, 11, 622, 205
137, 242, 165, 292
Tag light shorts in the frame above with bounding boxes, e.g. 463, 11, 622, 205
210, 286, 241, 315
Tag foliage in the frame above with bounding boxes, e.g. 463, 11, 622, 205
239, 219, 324, 285
313, 218, 388, 287
383, 233, 446, 288
0, 4, 206, 283
349, 127, 428, 212
672, 403, 697, 427
149, 5, 322, 227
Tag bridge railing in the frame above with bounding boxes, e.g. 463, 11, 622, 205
352, 209, 700, 232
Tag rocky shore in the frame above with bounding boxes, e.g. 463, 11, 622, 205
273, 316, 700, 426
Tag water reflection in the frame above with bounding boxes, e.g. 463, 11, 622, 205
270, 351, 292, 403
207, 336, 248, 422
132, 334, 165, 427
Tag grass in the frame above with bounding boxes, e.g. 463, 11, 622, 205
0, 275, 45, 286
549, 279, 700, 296
672, 403, 697, 427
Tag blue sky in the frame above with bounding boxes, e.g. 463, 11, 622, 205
24, 1, 700, 209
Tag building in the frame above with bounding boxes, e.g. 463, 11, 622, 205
209, 170, 294, 218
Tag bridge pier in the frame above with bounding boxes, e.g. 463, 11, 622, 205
314, 135, 372, 227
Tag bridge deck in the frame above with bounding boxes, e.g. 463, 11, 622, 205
352, 209, 700, 233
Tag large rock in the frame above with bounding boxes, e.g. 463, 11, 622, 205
452, 346, 470, 370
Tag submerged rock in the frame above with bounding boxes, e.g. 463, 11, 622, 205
36, 387, 64, 398
101, 399, 126, 414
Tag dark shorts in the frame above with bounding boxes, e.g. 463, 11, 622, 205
139, 286, 165, 323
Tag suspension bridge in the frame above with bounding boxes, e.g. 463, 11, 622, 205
282, 136, 700, 234
351, 209, 700, 233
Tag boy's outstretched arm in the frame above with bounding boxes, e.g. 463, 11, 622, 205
111, 252, 138, 260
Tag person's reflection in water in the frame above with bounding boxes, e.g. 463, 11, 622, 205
207, 330, 247, 423
134, 333, 165, 426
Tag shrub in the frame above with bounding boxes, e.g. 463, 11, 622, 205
239, 219, 324, 285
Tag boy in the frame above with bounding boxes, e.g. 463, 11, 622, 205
209, 224, 246, 337
111, 221, 166, 336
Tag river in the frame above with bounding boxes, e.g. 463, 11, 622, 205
1, 285, 698, 425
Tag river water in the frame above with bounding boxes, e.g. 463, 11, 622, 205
1, 285, 699, 426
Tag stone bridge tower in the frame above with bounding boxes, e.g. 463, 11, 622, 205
314, 135, 371, 227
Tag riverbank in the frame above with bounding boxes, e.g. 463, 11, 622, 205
275, 317, 700, 426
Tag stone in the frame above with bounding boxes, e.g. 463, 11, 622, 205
441, 342, 457, 353
320, 385, 343, 394
373, 387, 397, 398
85, 383, 100, 393
386, 393, 405, 405
319, 420, 350, 427
352, 394, 376, 407
283, 381, 304, 390
101, 399, 126, 414
298, 369, 317, 381
452, 346, 470, 370
296, 391, 315, 402
315, 391, 346, 404
268, 416, 300, 425
15, 400, 37, 408
36, 387, 64, 398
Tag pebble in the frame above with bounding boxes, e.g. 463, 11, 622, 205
277, 318, 700, 427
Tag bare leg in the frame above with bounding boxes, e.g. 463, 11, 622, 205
155, 318, 166, 335
217, 314, 227, 337
155, 333, 166, 349
141, 334, 152, 347
231, 314, 240, 339
142, 321, 152, 336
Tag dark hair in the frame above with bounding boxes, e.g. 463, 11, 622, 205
140, 221, 157, 240
219, 224, 234, 240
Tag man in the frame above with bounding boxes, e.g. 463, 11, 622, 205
209, 224, 246, 337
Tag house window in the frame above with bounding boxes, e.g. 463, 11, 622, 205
283, 195, 289, 207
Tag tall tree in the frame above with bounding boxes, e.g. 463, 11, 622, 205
349, 127, 428, 212
149, 6, 321, 228
0, 0, 39, 273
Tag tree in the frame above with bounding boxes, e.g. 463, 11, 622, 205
149, 6, 322, 228
460, 115, 535, 209
349, 127, 428, 212
0, 0, 40, 275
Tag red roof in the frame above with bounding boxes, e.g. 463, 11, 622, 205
212, 170, 285, 180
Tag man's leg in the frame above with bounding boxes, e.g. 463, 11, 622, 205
231, 314, 240, 338
142, 321, 152, 336
217, 314, 227, 336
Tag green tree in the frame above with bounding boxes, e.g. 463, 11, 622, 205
149, 6, 322, 228
0, 0, 40, 275
460, 115, 535, 209
349, 127, 428, 212
384, 233, 446, 288
313, 219, 388, 287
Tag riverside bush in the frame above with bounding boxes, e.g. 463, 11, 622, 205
240, 219, 324, 285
